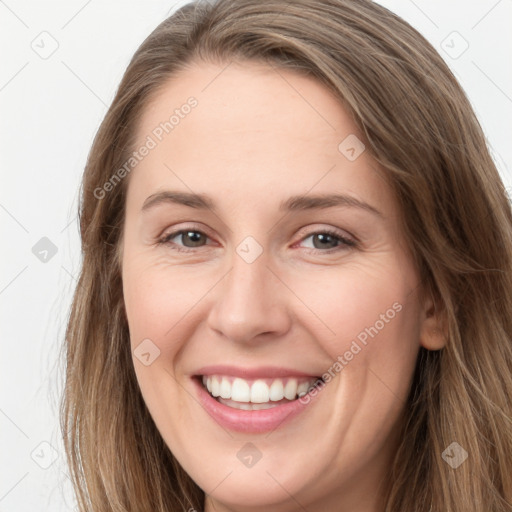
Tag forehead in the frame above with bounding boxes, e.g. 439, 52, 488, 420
127, 60, 395, 219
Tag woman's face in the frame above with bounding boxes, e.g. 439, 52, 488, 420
121, 60, 437, 511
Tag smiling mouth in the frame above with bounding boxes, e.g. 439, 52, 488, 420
197, 374, 324, 410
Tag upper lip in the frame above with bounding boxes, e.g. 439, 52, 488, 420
194, 365, 321, 379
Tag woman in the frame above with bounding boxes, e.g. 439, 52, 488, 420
60, 0, 512, 511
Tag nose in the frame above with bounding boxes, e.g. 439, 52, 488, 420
206, 248, 291, 344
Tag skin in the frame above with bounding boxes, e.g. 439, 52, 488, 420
121, 60, 444, 512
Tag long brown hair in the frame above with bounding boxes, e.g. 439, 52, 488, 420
60, 1, 512, 510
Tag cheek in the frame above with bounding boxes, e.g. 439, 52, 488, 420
291, 262, 419, 355
124, 259, 193, 336
122, 258, 222, 366
292, 263, 421, 471
122, 261, 202, 428
290, 259, 422, 417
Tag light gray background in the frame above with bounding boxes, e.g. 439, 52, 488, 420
1, 0, 511, 510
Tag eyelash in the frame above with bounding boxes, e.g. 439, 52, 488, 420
157, 226, 357, 254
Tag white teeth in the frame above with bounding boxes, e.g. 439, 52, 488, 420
284, 378, 298, 400
211, 376, 220, 397
297, 381, 310, 397
202, 375, 320, 404
231, 378, 251, 402
249, 402, 276, 410
218, 398, 282, 410
269, 379, 284, 401
220, 377, 231, 399
250, 380, 269, 403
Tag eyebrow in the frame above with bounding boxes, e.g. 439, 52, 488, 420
141, 190, 383, 218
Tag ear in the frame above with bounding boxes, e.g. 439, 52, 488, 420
419, 292, 447, 351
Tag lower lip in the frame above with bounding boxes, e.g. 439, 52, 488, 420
192, 377, 317, 433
